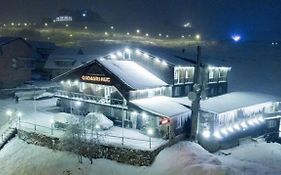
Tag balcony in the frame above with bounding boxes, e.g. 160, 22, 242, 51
54, 90, 127, 109
174, 77, 193, 85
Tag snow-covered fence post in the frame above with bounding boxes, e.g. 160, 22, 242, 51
50, 119, 54, 135
1, 134, 3, 142
17, 116, 21, 129
147, 128, 154, 149
34, 124, 37, 131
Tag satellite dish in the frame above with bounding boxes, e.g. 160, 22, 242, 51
188, 92, 197, 101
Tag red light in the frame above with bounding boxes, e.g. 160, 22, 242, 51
160, 118, 170, 125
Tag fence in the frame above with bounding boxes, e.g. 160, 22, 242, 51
18, 120, 166, 150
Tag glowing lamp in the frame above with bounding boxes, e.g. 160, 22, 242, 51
202, 130, 210, 139
213, 131, 222, 139
232, 35, 241, 42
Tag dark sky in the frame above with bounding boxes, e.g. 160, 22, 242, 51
0, 0, 280, 40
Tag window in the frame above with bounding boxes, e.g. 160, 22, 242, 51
267, 120, 277, 128
174, 86, 180, 96
209, 71, 214, 79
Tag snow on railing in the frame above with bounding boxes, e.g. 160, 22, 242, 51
18, 120, 166, 150
55, 90, 127, 109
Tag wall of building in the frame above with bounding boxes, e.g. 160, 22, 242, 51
0, 40, 33, 88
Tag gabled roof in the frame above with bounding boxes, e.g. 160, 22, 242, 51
0, 37, 31, 47
172, 92, 279, 114
44, 54, 97, 69
99, 60, 167, 89
29, 41, 57, 50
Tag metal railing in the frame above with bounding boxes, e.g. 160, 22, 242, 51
18, 120, 166, 150
55, 90, 127, 109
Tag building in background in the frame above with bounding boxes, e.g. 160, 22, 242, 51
0, 37, 34, 88
29, 40, 57, 79
44, 47, 96, 79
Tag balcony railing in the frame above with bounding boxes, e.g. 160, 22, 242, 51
174, 77, 193, 84
55, 90, 127, 109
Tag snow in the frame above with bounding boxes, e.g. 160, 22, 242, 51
172, 92, 279, 114
100, 60, 167, 89
0, 98, 165, 150
85, 112, 113, 130
131, 96, 191, 117
1, 138, 281, 175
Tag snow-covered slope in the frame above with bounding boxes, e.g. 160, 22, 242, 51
0, 138, 280, 175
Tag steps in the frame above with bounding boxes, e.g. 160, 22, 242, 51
0, 127, 17, 150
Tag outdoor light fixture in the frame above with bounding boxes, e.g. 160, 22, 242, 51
258, 116, 265, 122
143, 53, 149, 59
158, 33, 162, 37
95, 124, 100, 129
154, 57, 161, 63
17, 112, 22, 117
202, 130, 210, 139
227, 126, 234, 133
136, 29, 140, 33
142, 112, 148, 119
147, 128, 154, 136
166, 35, 169, 38
253, 118, 260, 124
126, 32, 130, 35
6, 109, 12, 116
74, 80, 79, 85
104, 32, 108, 36
124, 48, 131, 54
135, 49, 141, 55
60, 80, 64, 85
220, 128, 228, 136
116, 51, 122, 57
145, 33, 149, 37
160, 117, 170, 125
232, 35, 241, 42
195, 34, 200, 40
75, 101, 82, 107
240, 121, 248, 129
213, 131, 222, 139
110, 53, 117, 59
67, 80, 71, 85
162, 60, 168, 66
247, 119, 255, 126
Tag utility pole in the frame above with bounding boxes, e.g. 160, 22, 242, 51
190, 46, 202, 141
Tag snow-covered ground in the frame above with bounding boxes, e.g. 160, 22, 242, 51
0, 138, 280, 175
0, 98, 165, 150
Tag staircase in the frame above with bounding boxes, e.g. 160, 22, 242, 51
0, 125, 17, 150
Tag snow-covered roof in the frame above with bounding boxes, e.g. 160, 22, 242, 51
131, 96, 191, 117
172, 92, 279, 114
44, 54, 97, 70
99, 60, 168, 89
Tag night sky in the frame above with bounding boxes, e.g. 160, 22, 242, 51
0, 0, 280, 40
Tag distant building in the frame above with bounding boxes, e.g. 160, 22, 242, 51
44, 47, 96, 79
53, 9, 104, 24
0, 37, 34, 88
29, 41, 57, 79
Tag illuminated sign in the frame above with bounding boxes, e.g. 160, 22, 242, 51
81, 75, 111, 84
